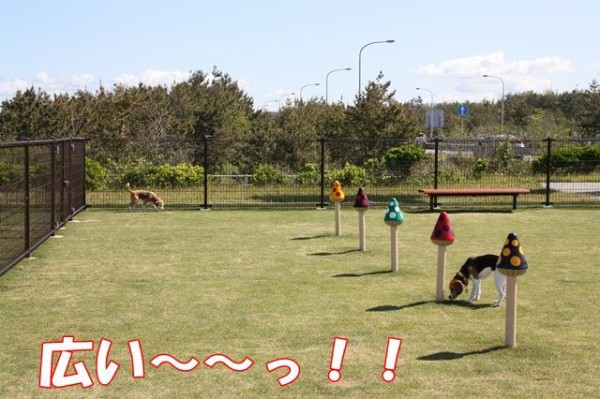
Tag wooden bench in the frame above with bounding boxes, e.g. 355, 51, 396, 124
418, 188, 531, 210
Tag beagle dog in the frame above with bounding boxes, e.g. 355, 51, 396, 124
448, 254, 506, 307
125, 183, 164, 211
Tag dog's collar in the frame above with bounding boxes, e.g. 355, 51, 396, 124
455, 272, 468, 285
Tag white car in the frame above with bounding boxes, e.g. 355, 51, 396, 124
479, 135, 526, 158
414, 133, 427, 146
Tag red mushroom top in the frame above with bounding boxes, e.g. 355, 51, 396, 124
430, 212, 455, 246
353, 187, 370, 209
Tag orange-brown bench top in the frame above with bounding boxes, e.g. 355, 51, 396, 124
419, 188, 530, 196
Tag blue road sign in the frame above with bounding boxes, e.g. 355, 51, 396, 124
457, 104, 469, 117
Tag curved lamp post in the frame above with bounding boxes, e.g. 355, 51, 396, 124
416, 87, 434, 140
483, 74, 505, 135
260, 99, 278, 111
326, 67, 351, 103
278, 92, 295, 110
299, 83, 320, 102
358, 39, 395, 99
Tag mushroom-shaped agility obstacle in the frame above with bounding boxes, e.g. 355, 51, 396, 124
384, 197, 404, 226
353, 187, 369, 209
329, 181, 345, 236
329, 180, 345, 203
384, 198, 404, 272
430, 212, 455, 301
430, 211, 455, 246
497, 232, 528, 277
497, 232, 528, 348
353, 187, 369, 251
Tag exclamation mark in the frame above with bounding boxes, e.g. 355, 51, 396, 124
327, 337, 348, 382
382, 337, 403, 383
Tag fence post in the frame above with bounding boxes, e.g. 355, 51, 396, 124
24, 142, 31, 255
319, 137, 326, 208
544, 137, 554, 207
51, 141, 57, 230
433, 138, 439, 208
202, 135, 211, 210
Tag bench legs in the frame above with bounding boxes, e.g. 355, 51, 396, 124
428, 195, 520, 210
429, 196, 438, 211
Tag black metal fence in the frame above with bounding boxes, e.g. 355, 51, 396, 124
86, 137, 600, 210
0, 138, 86, 276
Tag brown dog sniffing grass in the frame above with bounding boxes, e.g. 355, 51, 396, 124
125, 183, 164, 211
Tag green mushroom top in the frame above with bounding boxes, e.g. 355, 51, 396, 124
496, 232, 528, 276
384, 197, 404, 226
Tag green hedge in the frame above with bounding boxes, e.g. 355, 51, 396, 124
533, 144, 600, 174
85, 158, 205, 190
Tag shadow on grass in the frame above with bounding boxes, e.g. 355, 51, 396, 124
410, 208, 514, 214
309, 249, 361, 256
291, 234, 331, 241
366, 300, 434, 312
332, 269, 392, 278
366, 299, 494, 312
439, 300, 496, 309
417, 345, 507, 361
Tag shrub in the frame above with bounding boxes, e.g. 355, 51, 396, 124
295, 163, 320, 186
0, 161, 23, 185
473, 158, 488, 179
153, 163, 204, 188
327, 162, 367, 187
532, 144, 600, 174
252, 164, 285, 186
107, 158, 204, 189
383, 145, 428, 177
85, 158, 109, 190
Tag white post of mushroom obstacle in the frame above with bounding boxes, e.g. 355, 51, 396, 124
496, 232, 528, 348
329, 180, 345, 237
335, 202, 342, 236
436, 246, 447, 301
390, 225, 398, 272
429, 212, 456, 302
384, 197, 404, 273
505, 275, 518, 347
353, 187, 370, 252
358, 209, 366, 251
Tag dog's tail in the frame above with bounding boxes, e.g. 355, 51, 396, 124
125, 183, 135, 194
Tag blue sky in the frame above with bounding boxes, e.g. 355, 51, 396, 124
1, 0, 599, 110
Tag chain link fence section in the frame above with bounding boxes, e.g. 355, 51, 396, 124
1, 138, 86, 276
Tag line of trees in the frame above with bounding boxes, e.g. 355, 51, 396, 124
1, 67, 599, 176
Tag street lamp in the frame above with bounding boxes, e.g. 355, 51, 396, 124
278, 92, 295, 110
299, 83, 320, 102
326, 67, 351, 103
416, 87, 434, 140
358, 39, 395, 99
260, 99, 278, 111
483, 74, 505, 135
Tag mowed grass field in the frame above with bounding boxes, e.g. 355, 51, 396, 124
0, 208, 599, 398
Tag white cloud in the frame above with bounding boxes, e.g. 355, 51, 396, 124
0, 72, 95, 100
0, 78, 29, 98
112, 69, 190, 87
1, 69, 252, 102
415, 51, 574, 101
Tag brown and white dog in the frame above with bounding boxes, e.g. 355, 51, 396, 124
448, 254, 506, 307
125, 183, 164, 211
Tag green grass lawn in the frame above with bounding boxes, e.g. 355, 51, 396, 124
1, 208, 599, 398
